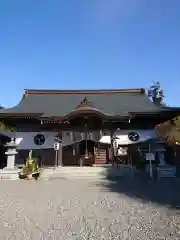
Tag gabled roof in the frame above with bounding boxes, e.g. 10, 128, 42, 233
0, 88, 175, 119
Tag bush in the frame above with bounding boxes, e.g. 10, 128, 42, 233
19, 151, 40, 180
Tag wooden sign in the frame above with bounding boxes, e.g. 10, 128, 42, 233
146, 153, 155, 161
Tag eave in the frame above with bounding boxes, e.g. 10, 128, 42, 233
1, 106, 179, 125
130, 107, 180, 116
39, 114, 131, 122
129, 108, 180, 124
0, 113, 43, 121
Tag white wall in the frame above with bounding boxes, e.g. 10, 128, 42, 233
1, 129, 157, 150
100, 129, 157, 145
16, 132, 59, 150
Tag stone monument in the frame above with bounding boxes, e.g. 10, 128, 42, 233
0, 138, 20, 180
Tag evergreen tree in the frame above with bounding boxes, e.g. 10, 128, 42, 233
0, 105, 16, 132
148, 81, 165, 105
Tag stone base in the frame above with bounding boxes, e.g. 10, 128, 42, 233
0, 168, 20, 180
157, 165, 176, 179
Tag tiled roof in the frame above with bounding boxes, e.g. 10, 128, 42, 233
0, 88, 165, 117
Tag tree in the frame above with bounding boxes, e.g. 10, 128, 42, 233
0, 105, 16, 132
156, 119, 180, 143
0, 121, 16, 132
148, 81, 165, 105
148, 82, 180, 143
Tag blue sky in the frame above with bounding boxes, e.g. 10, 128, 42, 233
0, 0, 180, 107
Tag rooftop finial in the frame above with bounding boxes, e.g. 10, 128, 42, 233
82, 96, 88, 104
76, 96, 94, 109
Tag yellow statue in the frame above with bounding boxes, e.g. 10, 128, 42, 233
25, 150, 38, 171
19, 150, 40, 180
29, 149, 32, 160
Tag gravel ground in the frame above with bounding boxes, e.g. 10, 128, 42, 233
0, 179, 180, 240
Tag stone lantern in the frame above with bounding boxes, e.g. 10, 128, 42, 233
0, 138, 20, 180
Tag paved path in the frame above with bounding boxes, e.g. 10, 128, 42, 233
0, 179, 180, 239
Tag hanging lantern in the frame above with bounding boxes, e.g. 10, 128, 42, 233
85, 130, 88, 159
85, 151, 88, 159
113, 139, 118, 148
70, 132, 73, 141
73, 144, 76, 156
80, 132, 84, 140
89, 132, 93, 140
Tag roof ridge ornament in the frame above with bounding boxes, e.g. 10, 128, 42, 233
76, 96, 94, 109
82, 96, 88, 104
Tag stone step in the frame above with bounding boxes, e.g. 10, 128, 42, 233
55, 167, 132, 173
95, 160, 106, 164
0, 169, 20, 180
39, 166, 134, 180
157, 166, 176, 178
40, 173, 107, 180
54, 174, 109, 178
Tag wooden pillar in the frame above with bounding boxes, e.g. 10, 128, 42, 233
94, 130, 100, 165
76, 142, 80, 166
110, 130, 114, 165
58, 142, 63, 166
93, 146, 96, 166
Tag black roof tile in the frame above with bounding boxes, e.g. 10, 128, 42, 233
0, 88, 164, 117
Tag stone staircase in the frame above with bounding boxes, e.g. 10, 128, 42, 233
39, 165, 134, 180
95, 149, 107, 165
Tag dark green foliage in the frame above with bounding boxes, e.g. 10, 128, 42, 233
0, 105, 16, 132
148, 81, 165, 105
0, 121, 16, 132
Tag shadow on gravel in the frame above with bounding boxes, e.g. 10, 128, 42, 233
99, 168, 180, 210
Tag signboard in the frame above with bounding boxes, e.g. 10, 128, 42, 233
146, 153, 155, 161
53, 142, 60, 151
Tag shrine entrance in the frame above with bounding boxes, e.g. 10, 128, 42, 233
60, 97, 113, 166
79, 140, 96, 166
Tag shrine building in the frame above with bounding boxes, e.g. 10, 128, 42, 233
0, 88, 179, 167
